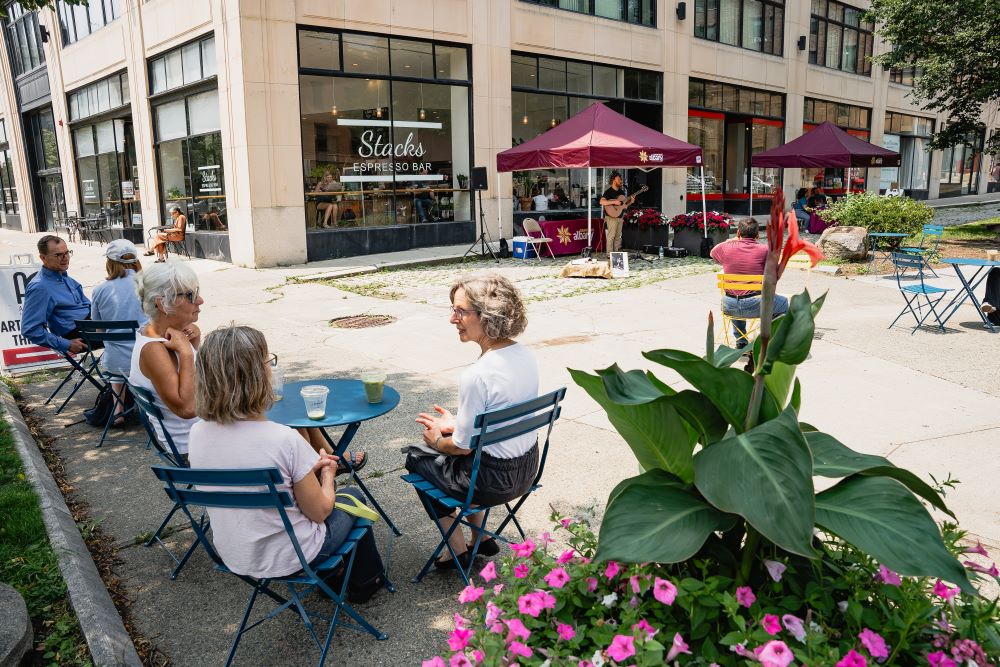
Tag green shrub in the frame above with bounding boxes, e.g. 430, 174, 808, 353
819, 193, 933, 235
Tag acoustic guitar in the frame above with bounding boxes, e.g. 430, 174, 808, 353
603, 185, 648, 218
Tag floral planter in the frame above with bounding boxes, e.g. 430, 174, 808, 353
672, 227, 731, 255
621, 225, 670, 251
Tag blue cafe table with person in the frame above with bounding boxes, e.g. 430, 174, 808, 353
266, 378, 402, 535
938, 257, 1000, 332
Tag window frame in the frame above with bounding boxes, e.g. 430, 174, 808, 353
518, 0, 656, 28
694, 0, 785, 56
808, 0, 872, 76
3, 4, 46, 77
57, 0, 121, 47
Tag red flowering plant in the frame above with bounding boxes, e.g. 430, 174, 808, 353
669, 210, 734, 232
623, 208, 669, 230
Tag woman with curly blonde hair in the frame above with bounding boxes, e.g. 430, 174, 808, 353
408, 273, 538, 569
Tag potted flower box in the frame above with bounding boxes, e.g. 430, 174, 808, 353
669, 211, 733, 255
622, 208, 670, 251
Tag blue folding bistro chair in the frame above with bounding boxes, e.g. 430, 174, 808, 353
128, 382, 202, 579
402, 387, 566, 585
150, 465, 390, 667
899, 224, 944, 277
44, 346, 106, 414
73, 319, 140, 447
888, 252, 954, 334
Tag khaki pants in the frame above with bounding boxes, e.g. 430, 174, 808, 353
604, 215, 623, 253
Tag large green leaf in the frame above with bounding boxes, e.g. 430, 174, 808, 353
644, 371, 728, 446
764, 360, 797, 410
643, 349, 781, 432
598, 364, 667, 405
759, 290, 826, 374
815, 476, 972, 593
571, 368, 696, 482
711, 345, 746, 369
597, 470, 738, 563
806, 432, 953, 517
694, 407, 817, 557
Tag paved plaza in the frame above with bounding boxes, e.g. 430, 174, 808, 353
2, 229, 998, 665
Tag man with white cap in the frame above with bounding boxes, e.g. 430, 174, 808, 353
91, 238, 147, 425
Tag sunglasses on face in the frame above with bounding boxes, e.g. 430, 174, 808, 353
181, 288, 200, 304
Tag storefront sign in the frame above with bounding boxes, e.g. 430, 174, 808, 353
198, 165, 222, 193
880, 134, 901, 190
121, 181, 135, 199
337, 119, 447, 183
0, 255, 70, 375
82, 179, 97, 201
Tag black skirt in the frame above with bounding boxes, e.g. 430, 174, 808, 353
405, 444, 539, 517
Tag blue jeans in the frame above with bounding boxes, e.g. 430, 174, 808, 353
723, 293, 789, 342
415, 198, 433, 222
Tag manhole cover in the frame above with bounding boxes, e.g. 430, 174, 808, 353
329, 315, 397, 329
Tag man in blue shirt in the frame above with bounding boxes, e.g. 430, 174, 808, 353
22, 235, 92, 355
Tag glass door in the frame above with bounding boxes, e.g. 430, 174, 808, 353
724, 116, 751, 196
39, 174, 65, 231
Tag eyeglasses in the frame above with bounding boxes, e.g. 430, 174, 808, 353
181, 288, 200, 304
46, 250, 73, 260
450, 305, 478, 319
266, 353, 278, 368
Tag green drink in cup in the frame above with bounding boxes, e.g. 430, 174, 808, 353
361, 370, 386, 404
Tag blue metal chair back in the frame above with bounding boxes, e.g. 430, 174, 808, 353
891, 252, 927, 285
128, 382, 185, 467
73, 318, 140, 346
920, 224, 944, 250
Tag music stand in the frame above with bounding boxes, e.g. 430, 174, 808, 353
463, 177, 499, 262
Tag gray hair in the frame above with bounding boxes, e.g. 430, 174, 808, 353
135, 261, 200, 319
170, 206, 182, 214
195, 326, 273, 424
450, 273, 528, 340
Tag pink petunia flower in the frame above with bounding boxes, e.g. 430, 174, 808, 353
666, 633, 692, 661
964, 560, 1000, 577
632, 619, 657, 639
493, 584, 504, 595
560, 517, 573, 528
473, 650, 484, 664
586, 577, 599, 593
834, 649, 867, 667
479, 561, 497, 583
607, 634, 635, 662
504, 618, 530, 642
757, 640, 794, 667
422, 658, 446, 667
514, 563, 530, 579
544, 567, 571, 589
453, 613, 468, 630
509, 641, 533, 659
858, 628, 889, 661
485, 601, 502, 626
735, 586, 756, 608
932, 580, 959, 601
536, 590, 556, 610
731, 643, 756, 659
781, 614, 806, 643
653, 577, 677, 605
629, 575, 642, 594
510, 539, 536, 559
448, 627, 473, 652
877, 564, 902, 586
762, 614, 781, 635
604, 561, 620, 579
458, 585, 484, 604
517, 593, 543, 618
556, 622, 576, 641
764, 560, 786, 582
539, 531, 554, 545
927, 651, 957, 667
964, 541, 989, 557
557, 549, 576, 565
450, 654, 472, 667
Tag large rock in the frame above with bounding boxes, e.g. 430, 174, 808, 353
0, 582, 31, 667
818, 225, 868, 261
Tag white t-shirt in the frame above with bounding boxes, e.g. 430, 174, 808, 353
187, 420, 325, 578
532, 194, 549, 211
451, 343, 540, 459
129, 328, 199, 454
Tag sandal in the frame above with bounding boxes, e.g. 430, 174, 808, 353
335, 451, 368, 475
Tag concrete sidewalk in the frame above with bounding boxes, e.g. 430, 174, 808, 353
4, 228, 998, 665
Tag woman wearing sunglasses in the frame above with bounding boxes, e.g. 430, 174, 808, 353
129, 261, 204, 459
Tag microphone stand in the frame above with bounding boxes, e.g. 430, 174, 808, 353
463, 189, 499, 262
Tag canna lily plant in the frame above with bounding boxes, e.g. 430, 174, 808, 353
569, 190, 973, 593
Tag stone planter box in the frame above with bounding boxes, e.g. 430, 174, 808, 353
622, 225, 670, 251
672, 227, 731, 256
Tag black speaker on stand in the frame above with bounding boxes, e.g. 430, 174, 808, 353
463, 167, 499, 262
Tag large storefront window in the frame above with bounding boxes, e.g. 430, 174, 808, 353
3, 3, 45, 77
802, 98, 871, 194
687, 79, 784, 213
809, 0, 873, 76
879, 112, 933, 198
0, 120, 19, 225
939, 133, 984, 198
299, 30, 472, 232
519, 0, 656, 27
694, 0, 784, 56
511, 53, 662, 221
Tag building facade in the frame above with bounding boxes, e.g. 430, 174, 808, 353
0, 0, 995, 267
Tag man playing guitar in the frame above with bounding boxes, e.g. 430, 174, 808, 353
599, 172, 647, 254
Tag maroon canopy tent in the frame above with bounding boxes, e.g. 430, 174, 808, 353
496, 103, 708, 244
752, 120, 901, 169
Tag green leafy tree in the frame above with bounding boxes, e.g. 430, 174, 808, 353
865, 0, 1000, 152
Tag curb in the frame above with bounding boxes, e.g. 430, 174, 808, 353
0, 387, 142, 667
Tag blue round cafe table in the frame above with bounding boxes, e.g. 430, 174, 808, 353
266, 378, 401, 534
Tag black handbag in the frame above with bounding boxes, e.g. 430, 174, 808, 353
665, 247, 688, 258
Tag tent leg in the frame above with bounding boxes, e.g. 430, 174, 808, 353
497, 171, 503, 240
587, 167, 592, 254
700, 166, 708, 239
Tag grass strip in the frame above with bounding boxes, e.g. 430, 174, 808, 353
941, 219, 1000, 242
0, 418, 92, 666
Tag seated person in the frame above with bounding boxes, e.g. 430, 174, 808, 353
413, 169, 437, 222
710, 218, 789, 348
405, 274, 539, 568
187, 325, 386, 601
201, 206, 226, 231
982, 268, 999, 325
531, 187, 549, 212
315, 170, 341, 228
22, 235, 93, 356
792, 188, 810, 229
548, 183, 569, 210
145, 206, 186, 262
805, 192, 832, 234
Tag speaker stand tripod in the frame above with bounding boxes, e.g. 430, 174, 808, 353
463, 190, 499, 262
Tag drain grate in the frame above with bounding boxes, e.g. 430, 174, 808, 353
329, 314, 397, 329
